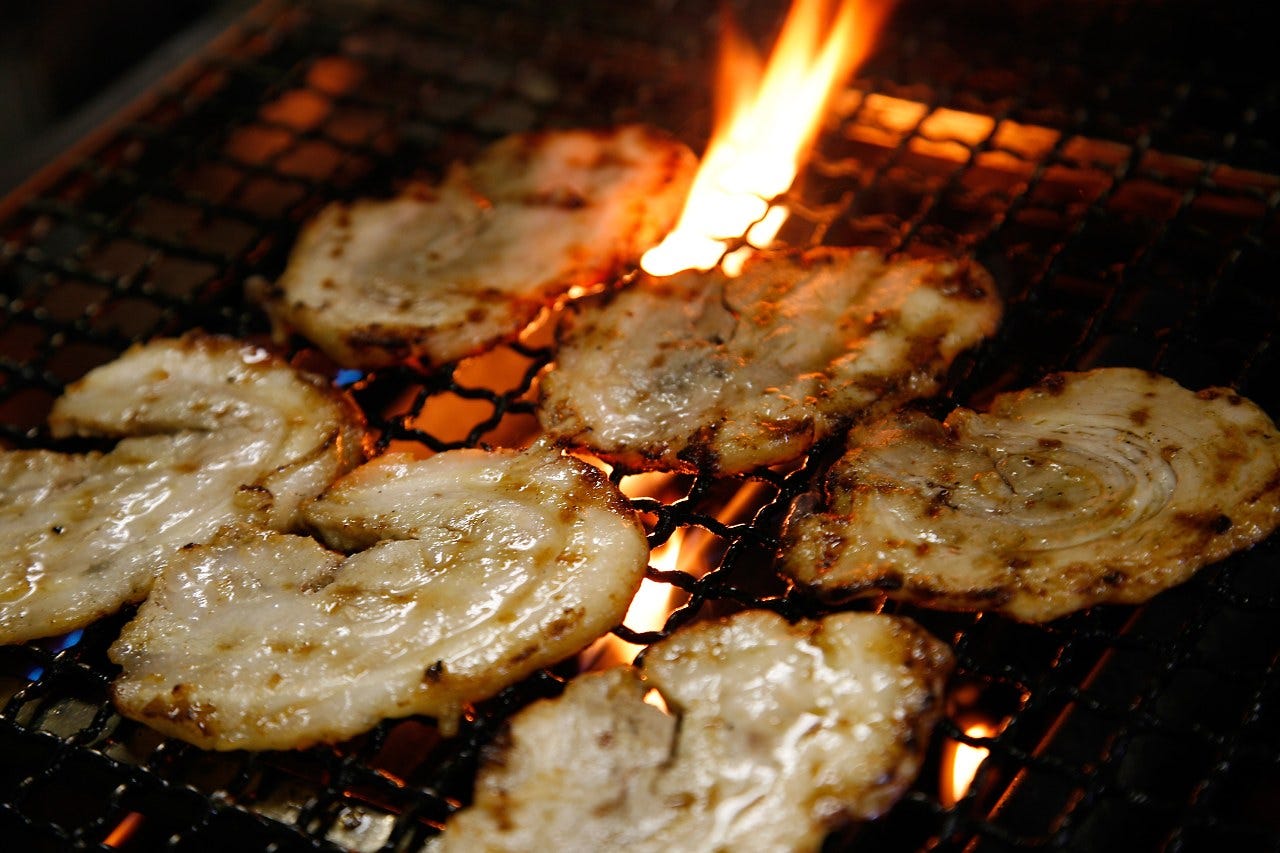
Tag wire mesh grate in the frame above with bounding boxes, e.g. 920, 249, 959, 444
2, 0, 1278, 850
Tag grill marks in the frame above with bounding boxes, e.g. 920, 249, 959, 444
781, 368, 1280, 622
538, 247, 1002, 475
254, 125, 696, 368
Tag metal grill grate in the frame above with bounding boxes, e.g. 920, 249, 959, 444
2, 1, 1278, 850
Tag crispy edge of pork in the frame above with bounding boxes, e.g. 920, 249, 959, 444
108, 440, 650, 750
253, 124, 697, 368
432, 610, 953, 853
782, 367, 1280, 622
538, 246, 1001, 475
0, 334, 367, 644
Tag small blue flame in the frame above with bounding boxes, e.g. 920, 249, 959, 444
25, 628, 86, 681
335, 369, 365, 388
50, 628, 84, 652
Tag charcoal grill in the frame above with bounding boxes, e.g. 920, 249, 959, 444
2, 0, 1278, 850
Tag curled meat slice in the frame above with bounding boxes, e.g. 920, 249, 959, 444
432, 610, 953, 853
782, 368, 1280, 622
255, 125, 697, 368
109, 440, 649, 750
0, 335, 366, 645
539, 247, 1001, 475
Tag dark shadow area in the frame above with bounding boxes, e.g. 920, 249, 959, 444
0, 1, 219, 188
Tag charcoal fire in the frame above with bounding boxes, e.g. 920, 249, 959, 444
2, 0, 1277, 850
643, 0, 895, 276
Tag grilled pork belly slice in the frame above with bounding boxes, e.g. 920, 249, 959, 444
0, 335, 366, 645
109, 440, 649, 750
255, 125, 697, 368
432, 610, 953, 853
539, 247, 1001, 475
782, 368, 1280, 622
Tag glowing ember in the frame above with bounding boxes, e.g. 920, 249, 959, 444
940, 719, 1000, 806
103, 812, 146, 848
642, 0, 895, 276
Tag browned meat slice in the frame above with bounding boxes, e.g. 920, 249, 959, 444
782, 368, 1280, 622
254, 125, 697, 368
431, 610, 953, 852
538, 247, 1001, 474
109, 440, 649, 750
0, 335, 366, 645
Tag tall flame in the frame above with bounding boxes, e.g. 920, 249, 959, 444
642, 0, 895, 276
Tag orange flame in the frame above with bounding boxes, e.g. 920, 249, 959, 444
103, 812, 146, 848
642, 0, 895, 276
581, 478, 773, 672
580, 527, 685, 670
940, 719, 1000, 806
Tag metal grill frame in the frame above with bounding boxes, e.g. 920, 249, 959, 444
2, 1, 1279, 850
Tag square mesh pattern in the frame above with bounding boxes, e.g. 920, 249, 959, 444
1, 1, 1278, 850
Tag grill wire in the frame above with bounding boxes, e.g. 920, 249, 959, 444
1, 0, 1278, 850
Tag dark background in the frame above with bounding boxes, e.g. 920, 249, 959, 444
0, 1, 223, 192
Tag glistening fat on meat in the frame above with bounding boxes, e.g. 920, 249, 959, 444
0, 335, 367, 645
539, 246, 1001, 475
781, 368, 1280, 621
254, 125, 697, 368
431, 609, 953, 853
109, 439, 650, 750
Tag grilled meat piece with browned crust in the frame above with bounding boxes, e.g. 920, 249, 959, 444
0, 335, 366, 644
110, 439, 649, 750
432, 610, 952, 853
782, 368, 1280, 622
539, 246, 1001, 475
255, 125, 697, 368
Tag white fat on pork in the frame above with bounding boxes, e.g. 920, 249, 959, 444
432, 609, 953, 853
0, 335, 366, 644
255, 124, 697, 368
782, 368, 1280, 621
109, 440, 649, 750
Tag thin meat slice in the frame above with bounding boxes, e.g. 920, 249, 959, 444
782, 368, 1280, 622
539, 247, 1001, 475
255, 125, 697, 368
0, 335, 366, 645
432, 610, 953, 853
109, 440, 650, 750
